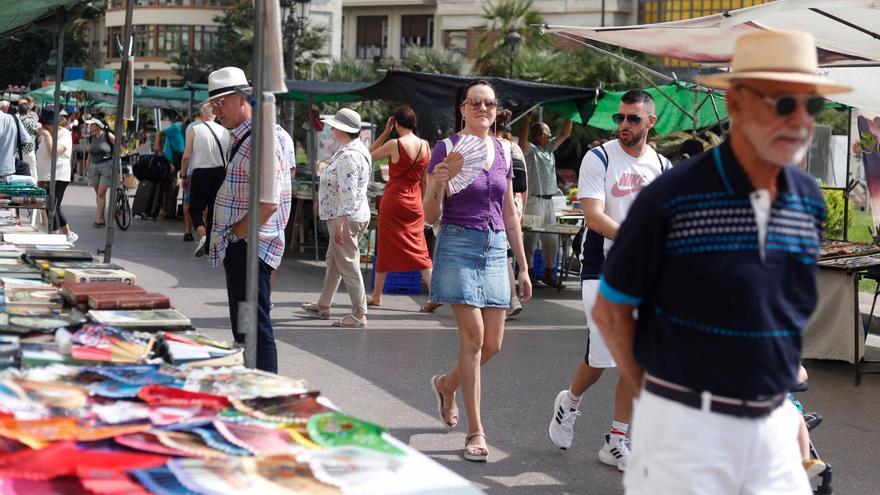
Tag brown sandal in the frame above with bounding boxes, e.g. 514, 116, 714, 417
419, 302, 442, 313
464, 432, 489, 462
366, 295, 382, 307
430, 374, 458, 428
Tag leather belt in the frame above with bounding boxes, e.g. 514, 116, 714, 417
644, 375, 784, 419
531, 194, 554, 199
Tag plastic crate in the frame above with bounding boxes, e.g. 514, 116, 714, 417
533, 249, 558, 278
370, 266, 422, 295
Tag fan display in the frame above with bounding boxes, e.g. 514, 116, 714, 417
446, 134, 489, 196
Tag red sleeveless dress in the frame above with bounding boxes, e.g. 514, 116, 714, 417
376, 140, 432, 272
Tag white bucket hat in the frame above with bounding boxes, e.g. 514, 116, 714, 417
696, 30, 851, 95
322, 108, 362, 134
203, 67, 251, 104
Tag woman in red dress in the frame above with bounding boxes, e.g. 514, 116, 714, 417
368, 106, 439, 312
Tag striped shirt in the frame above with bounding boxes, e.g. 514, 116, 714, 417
209, 118, 293, 269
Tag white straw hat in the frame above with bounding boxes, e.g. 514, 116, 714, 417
322, 108, 362, 134
696, 30, 851, 95
204, 67, 251, 104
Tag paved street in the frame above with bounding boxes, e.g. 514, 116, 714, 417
57, 182, 880, 494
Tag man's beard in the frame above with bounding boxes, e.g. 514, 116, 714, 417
619, 129, 644, 148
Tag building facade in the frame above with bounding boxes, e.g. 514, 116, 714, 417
340, 0, 639, 63
91, 0, 339, 87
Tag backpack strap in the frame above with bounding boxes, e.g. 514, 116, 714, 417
226, 129, 252, 170
589, 144, 609, 170
202, 122, 227, 167
656, 149, 671, 173
12, 114, 23, 160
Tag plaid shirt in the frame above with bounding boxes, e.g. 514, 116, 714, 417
209, 118, 293, 269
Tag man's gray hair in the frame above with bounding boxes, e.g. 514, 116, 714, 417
199, 103, 214, 120
0, 101, 9, 112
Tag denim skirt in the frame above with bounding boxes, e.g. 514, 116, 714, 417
431, 224, 510, 308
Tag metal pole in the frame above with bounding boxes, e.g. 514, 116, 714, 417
601, 0, 606, 27
309, 94, 319, 261
48, 11, 66, 235
844, 107, 853, 240
285, 10, 297, 135
103, 0, 135, 263
240, 0, 267, 370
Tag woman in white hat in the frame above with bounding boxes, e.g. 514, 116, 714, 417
84, 117, 115, 228
302, 108, 372, 328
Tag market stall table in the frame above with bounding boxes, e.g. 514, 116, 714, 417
804, 252, 880, 385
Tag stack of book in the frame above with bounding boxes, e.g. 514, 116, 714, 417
158, 332, 243, 366
60, 282, 170, 311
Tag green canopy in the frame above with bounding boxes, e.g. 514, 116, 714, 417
0, 0, 92, 34
587, 81, 728, 134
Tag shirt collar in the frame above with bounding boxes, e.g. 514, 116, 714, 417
717, 139, 792, 195
230, 118, 252, 142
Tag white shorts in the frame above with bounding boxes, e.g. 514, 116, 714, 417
582, 279, 616, 368
624, 389, 810, 495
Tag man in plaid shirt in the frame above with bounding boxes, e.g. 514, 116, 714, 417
205, 67, 293, 373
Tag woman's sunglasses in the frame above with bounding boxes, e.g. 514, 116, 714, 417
463, 98, 498, 111
738, 85, 824, 117
611, 113, 646, 125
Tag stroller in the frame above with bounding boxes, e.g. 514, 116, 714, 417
792, 381, 834, 495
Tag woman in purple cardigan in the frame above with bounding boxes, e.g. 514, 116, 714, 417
424, 80, 532, 462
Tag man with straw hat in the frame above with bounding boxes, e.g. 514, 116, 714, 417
590, 30, 850, 494
206, 66, 293, 373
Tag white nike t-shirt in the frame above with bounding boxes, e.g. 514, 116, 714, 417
578, 139, 670, 254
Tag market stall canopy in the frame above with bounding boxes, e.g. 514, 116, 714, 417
281, 70, 597, 139
26, 79, 117, 104
89, 84, 210, 110
589, 81, 728, 134
0, 0, 97, 34
542, 0, 880, 67
825, 67, 880, 119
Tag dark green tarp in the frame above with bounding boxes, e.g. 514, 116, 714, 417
0, 0, 94, 34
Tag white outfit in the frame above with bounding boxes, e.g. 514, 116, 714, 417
581, 279, 616, 367
577, 140, 669, 367
189, 121, 230, 170
625, 390, 810, 495
35, 128, 73, 182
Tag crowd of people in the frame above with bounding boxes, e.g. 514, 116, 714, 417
0, 28, 847, 494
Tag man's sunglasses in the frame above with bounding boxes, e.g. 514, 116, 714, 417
463, 98, 498, 111
611, 113, 647, 125
738, 85, 824, 117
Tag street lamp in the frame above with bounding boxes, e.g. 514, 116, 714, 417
504, 30, 522, 79
280, 0, 312, 134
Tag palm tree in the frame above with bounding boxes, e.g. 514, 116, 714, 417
402, 46, 467, 75
473, 0, 547, 76
313, 57, 379, 82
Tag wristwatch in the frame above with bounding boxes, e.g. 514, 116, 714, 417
228, 230, 239, 242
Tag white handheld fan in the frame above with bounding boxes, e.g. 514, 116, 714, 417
446, 135, 489, 195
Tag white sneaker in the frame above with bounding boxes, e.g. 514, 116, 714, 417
548, 390, 580, 450
598, 434, 631, 472
194, 236, 206, 257
66, 231, 78, 244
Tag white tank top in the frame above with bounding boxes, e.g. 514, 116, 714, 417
190, 121, 229, 170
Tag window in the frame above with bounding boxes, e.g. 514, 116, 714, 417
638, 0, 775, 24
356, 16, 387, 60
157, 25, 188, 57
193, 25, 219, 52
133, 25, 155, 58
400, 15, 433, 59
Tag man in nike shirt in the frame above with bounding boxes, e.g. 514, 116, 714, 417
548, 90, 670, 471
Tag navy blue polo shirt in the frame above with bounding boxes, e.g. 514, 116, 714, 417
599, 140, 825, 399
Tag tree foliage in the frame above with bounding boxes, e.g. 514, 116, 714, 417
402, 46, 466, 75
0, 26, 89, 87
473, 0, 547, 77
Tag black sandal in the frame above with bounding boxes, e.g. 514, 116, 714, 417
93, 222, 105, 228
183, 233, 194, 242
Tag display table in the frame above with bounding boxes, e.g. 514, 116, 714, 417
523, 223, 581, 291
804, 254, 880, 384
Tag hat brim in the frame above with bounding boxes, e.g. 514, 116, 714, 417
695, 71, 852, 95
201, 86, 252, 106
322, 118, 360, 134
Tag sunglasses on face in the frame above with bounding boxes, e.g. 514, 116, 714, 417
463, 98, 498, 111
738, 85, 824, 117
209, 98, 226, 112
611, 113, 647, 125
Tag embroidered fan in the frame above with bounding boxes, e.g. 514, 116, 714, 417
447, 134, 488, 195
